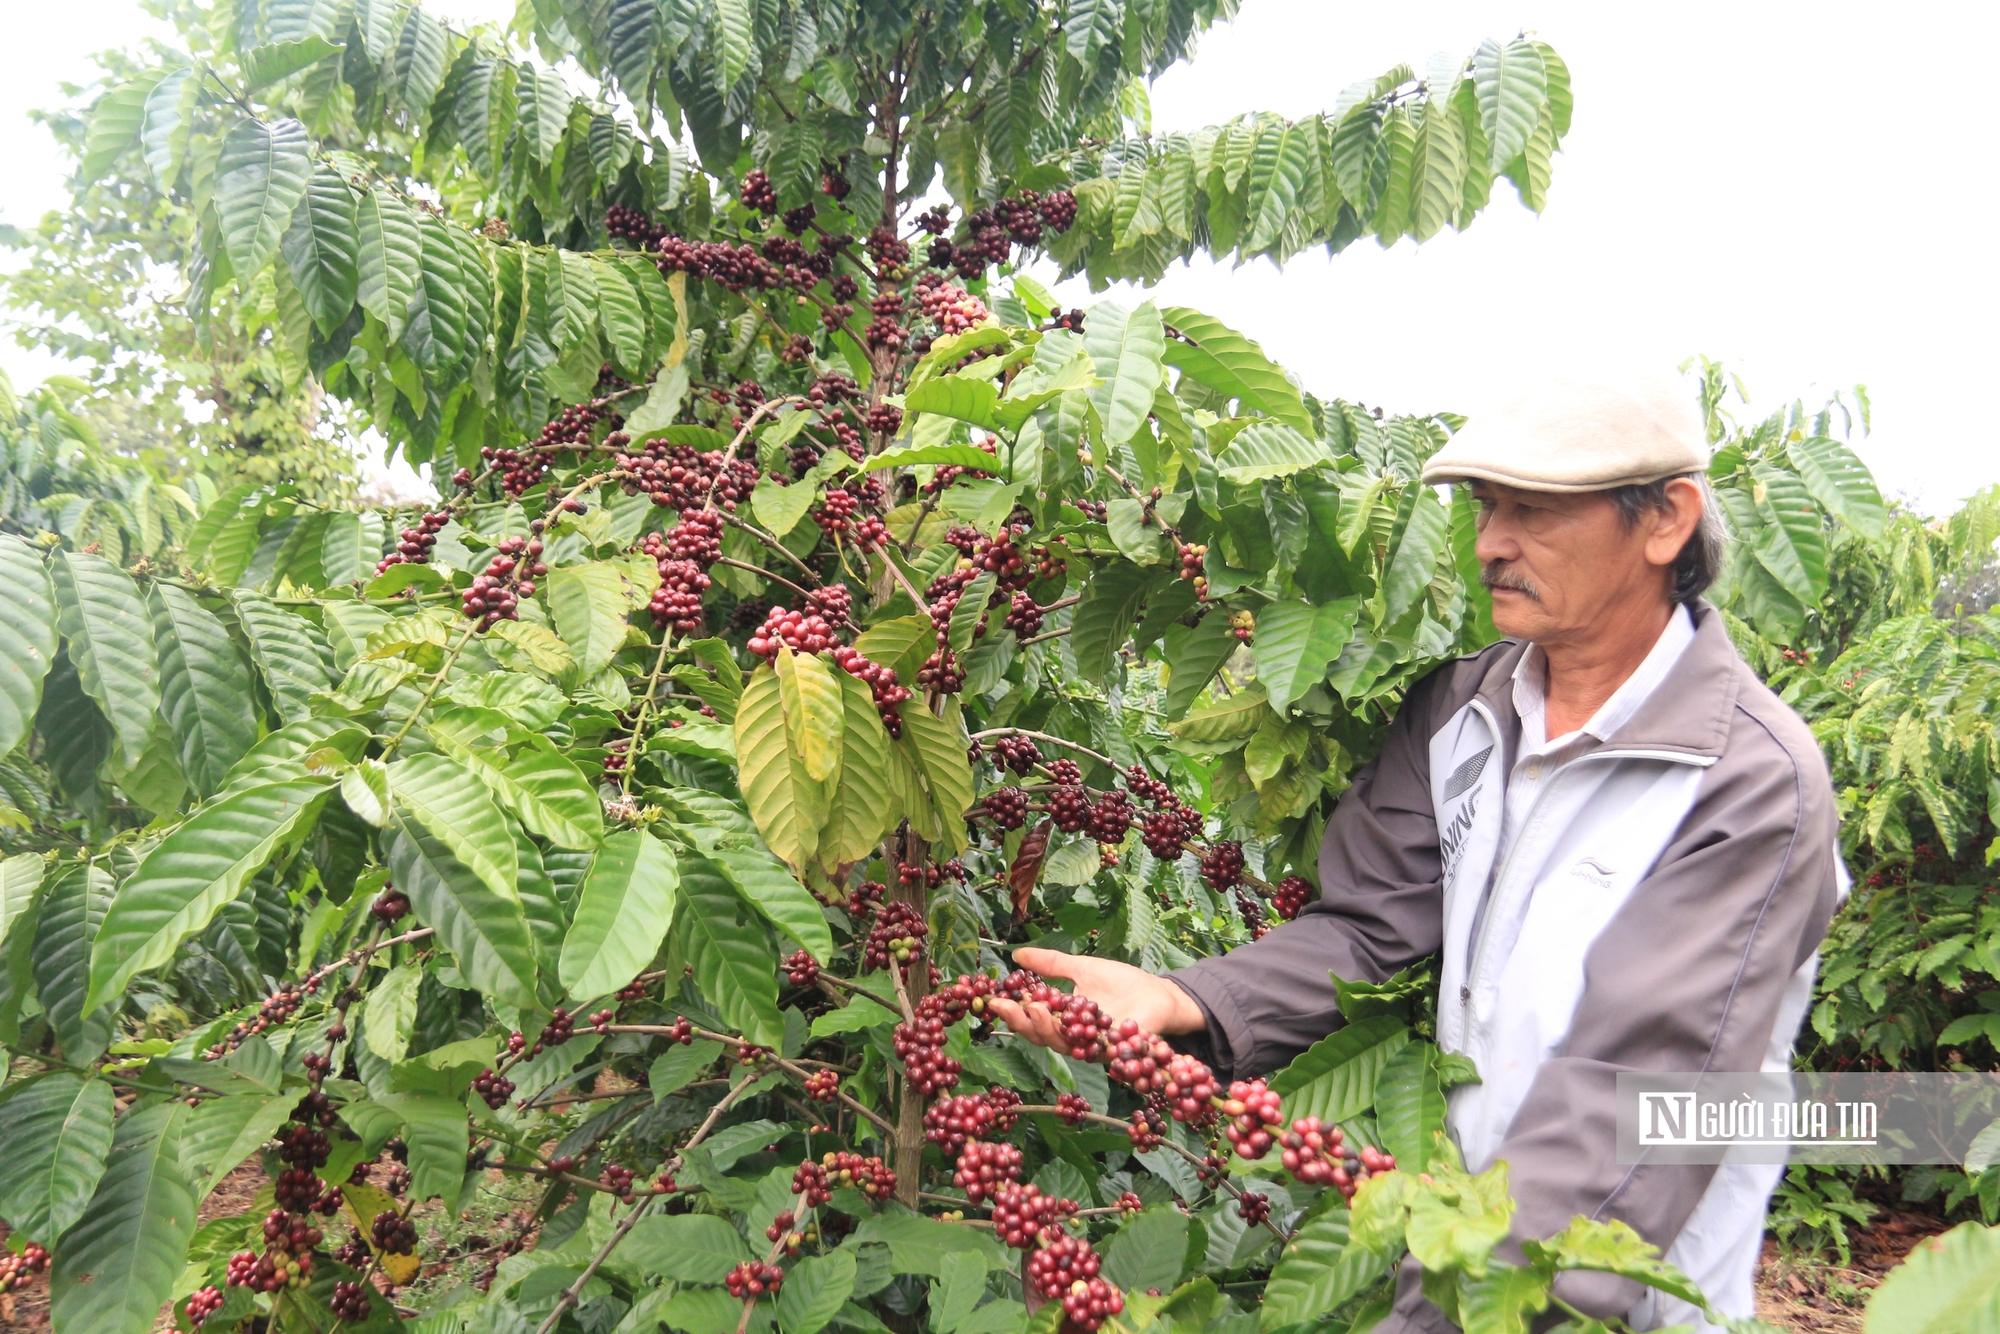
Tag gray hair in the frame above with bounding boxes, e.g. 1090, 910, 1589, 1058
1607, 473, 1728, 604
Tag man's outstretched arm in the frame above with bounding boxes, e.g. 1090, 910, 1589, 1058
994, 666, 1458, 1077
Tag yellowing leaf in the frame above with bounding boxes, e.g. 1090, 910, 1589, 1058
775, 647, 845, 785
734, 665, 828, 870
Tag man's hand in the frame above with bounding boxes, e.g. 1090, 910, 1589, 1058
987, 948, 1206, 1053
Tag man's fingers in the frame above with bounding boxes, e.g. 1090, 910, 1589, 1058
1011, 946, 1081, 980
987, 997, 1029, 1031
987, 997, 1061, 1051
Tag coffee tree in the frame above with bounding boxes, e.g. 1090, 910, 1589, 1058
0, 2, 1897, 1332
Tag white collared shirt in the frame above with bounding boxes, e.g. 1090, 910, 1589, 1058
1499, 604, 1697, 865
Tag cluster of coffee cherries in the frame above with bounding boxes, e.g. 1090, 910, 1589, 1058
1027, 1233, 1124, 1333
0, 1243, 48, 1294
1218, 1081, 1286, 1159
923, 190, 1079, 282
482, 400, 614, 495
375, 508, 451, 575
997, 970, 1285, 1161
726, 1259, 785, 1299
1230, 609, 1255, 643
1044, 783, 1135, 848
461, 534, 542, 629
893, 972, 1000, 1095
802, 1151, 898, 1200
784, 948, 822, 988
618, 439, 763, 514
865, 400, 903, 438
922, 1088, 1022, 1154
980, 785, 1031, 830
1271, 875, 1313, 920
1103, 1020, 1220, 1124
805, 1069, 841, 1101
205, 982, 302, 1059
273, 1119, 342, 1214
227, 1209, 325, 1293
766, 1209, 806, 1254
914, 273, 993, 336
1176, 542, 1209, 597
1119, 765, 1202, 861
991, 735, 1042, 774
952, 1141, 1024, 1202
372, 1210, 419, 1255
371, 885, 410, 921
1126, 1107, 1167, 1150
917, 524, 1040, 692
636, 509, 726, 635
1276, 1116, 1394, 1199
747, 605, 841, 660
862, 899, 929, 972
989, 1182, 1078, 1247
184, 1284, 225, 1324
739, 169, 779, 213
652, 221, 849, 298
1200, 839, 1246, 892
330, 1278, 373, 1321
472, 1067, 516, 1109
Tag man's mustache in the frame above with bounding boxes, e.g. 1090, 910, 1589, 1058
1480, 562, 1540, 600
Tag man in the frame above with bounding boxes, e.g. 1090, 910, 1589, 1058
989, 372, 1843, 1330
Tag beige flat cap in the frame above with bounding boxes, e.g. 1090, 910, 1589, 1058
1420, 369, 1709, 493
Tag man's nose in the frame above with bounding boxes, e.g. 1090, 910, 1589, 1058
1473, 512, 1520, 564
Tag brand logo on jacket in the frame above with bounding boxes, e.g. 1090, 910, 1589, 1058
1437, 746, 1492, 890
1568, 857, 1616, 888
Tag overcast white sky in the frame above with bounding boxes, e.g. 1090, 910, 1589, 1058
2, 2, 1994, 513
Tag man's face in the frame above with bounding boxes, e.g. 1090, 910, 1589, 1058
1469, 480, 1695, 645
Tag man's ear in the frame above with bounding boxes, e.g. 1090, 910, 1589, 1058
1644, 477, 1704, 568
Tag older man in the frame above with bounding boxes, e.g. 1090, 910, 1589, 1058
991, 372, 1843, 1330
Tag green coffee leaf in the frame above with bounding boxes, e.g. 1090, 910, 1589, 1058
86, 775, 332, 1013
148, 583, 257, 798
710, 844, 833, 962
375, 1089, 470, 1213
560, 829, 679, 998
1071, 561, 1156, 685
0, 535, 57, 758
387, 824, 538, 1009
1253, 598, 1362, 715
48, 1101, 196, 1334
50, 549, 159, 768
1259, 1206, 1391, 1330
779, 1247, 859, 1334
389, 752, 519, 905
1158, 307, 1312, 431
215, 116, 313, 279
1085, 300, 1166, 449
624, 1212, 756, 1282
0, 1073, 116, 1246
678, 850, 783, 1046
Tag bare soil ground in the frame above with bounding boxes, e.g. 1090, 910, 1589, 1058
1752, 1204, 1953, 1333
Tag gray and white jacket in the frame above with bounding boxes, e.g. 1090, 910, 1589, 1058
1167, 601, 1843, 1330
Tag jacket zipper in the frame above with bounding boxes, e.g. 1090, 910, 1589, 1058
1456, 727, 1716, 1021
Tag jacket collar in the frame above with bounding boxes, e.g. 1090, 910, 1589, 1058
1466, 600, 1739, 761
1603, 599, 1739, 759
